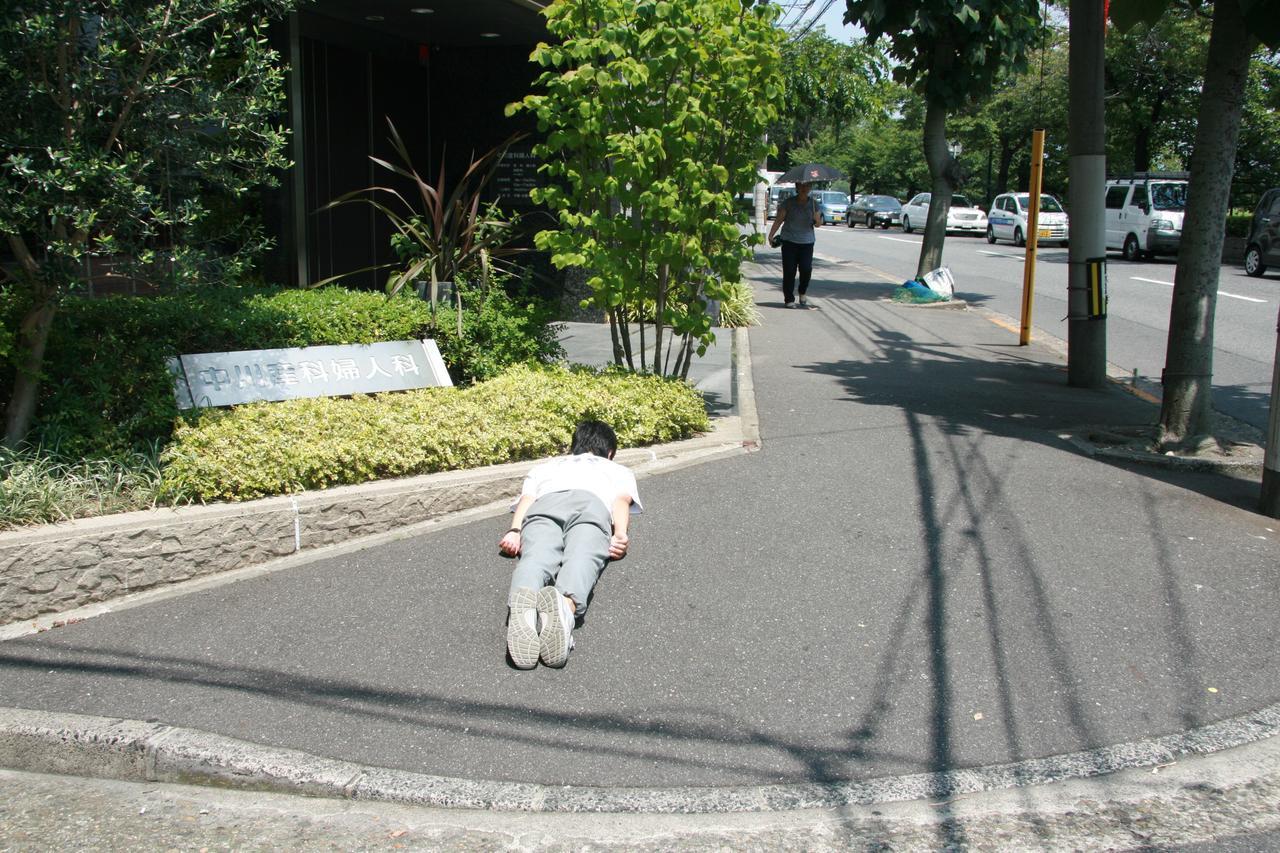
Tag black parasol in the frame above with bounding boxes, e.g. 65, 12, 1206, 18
776, 162, 844, 184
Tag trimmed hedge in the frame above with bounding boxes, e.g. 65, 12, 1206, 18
159, 364, 709, 502
10, 284, 561, 458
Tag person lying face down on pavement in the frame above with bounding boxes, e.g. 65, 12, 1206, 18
498, 419, 642, 669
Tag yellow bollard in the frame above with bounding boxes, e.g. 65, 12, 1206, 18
1019, 129, 1046, 346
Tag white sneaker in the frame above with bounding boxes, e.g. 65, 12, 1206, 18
799, 295, 808, 307
537, 586, 576, 668
506, 587, 540, 669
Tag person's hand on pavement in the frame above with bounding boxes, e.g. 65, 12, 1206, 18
498, 530, 521, 558
608, 532, 628, 560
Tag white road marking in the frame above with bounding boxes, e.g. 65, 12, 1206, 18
978, 249, 1025, 260
1130, 276, 1266, 303
878, 236, 919, 245
1219, 290, 1267, 303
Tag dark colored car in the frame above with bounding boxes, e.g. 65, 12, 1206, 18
846, 194, 903, 229
1244, 187, 1280, 277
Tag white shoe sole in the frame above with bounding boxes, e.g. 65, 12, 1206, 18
537, 586, 573, 668
506, 587, 540, 669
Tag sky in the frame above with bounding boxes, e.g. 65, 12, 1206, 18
790, 0, 861, 43
795, 2, 1065, 43
812, 2, 858, 42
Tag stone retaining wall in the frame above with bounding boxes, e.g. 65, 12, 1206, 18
0, 463, 526, 628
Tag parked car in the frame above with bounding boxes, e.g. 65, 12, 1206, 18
846, 194, 903, 229
1244, 187, 1280, 277
814, 190, 850, 225
987, 192, 1069, 247
1104, 172, 1188, 261
901, 192, 987, 235
767, 184, 795, 219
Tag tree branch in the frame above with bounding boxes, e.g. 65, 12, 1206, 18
104, 0, 177, 154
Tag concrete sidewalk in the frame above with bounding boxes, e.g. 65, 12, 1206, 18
2, 251, 1279, 847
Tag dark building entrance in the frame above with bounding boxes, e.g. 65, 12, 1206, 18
279, 1, 548, 289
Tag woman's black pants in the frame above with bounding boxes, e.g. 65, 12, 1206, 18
780, 240, 814, 303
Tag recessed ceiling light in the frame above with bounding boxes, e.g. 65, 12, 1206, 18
480, 32, 500, 38
365, 14, 384, 21
410, 7, 434, 13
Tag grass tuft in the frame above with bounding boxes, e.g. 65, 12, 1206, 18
0, 446, 175, 530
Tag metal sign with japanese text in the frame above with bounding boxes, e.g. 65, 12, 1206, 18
167, 340, 452, 410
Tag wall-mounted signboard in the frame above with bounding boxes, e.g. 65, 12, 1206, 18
492, 146, 542, 207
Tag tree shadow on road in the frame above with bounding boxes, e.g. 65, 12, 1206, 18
779, 291, 1276, 846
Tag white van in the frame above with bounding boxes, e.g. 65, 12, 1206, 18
987, 192, 1069, 247
1104, 173, 1188, 261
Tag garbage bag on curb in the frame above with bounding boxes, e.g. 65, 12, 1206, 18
919, 266, 955, 298
893, 279, 948, 304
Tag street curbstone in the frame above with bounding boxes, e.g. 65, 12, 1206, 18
4, 703, 1280, 815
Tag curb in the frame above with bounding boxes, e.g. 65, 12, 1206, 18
1064, 432, 1266, 479
1, 703, 1278, 814
968, 305, 1268, 480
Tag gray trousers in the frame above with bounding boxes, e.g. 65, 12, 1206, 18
508, 490, 612, 617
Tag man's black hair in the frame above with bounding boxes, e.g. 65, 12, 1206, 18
571, 420, 617, 459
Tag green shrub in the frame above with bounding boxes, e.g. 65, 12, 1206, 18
8, 283, 562, 458
717, 279, 762, 328
159, 364, 709, 502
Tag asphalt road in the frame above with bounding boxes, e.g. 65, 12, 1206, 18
813, 223, 1279, 432
2, 271, 1277, 793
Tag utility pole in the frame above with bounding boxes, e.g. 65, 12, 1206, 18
1067, 0, 1107, 387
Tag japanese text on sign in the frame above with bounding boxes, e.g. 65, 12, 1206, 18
168, 340, 452, 409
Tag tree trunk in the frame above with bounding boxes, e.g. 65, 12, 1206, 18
997, 139, 1016, 195
917, 97, 954, 278
1133, 126, 1152, 173
653, 262, 669, 374
3, 233, 58, 449
1158, 0, 1255, 448
1133, 91, 1166, 173
4, 297, 57, 449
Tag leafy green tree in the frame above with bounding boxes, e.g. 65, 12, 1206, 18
964, 26, 1069, 202
511, 0, 783, 378
845, 0, 1045, 277
858, 89, 933, 199
0, 0, 294, 447
770, 30, 886, 167
1104, 10, 1209, 173
789, 77, 927, 199
1234, 52, 1280, 207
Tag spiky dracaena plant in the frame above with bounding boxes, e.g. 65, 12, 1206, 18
317, 120, 527, 335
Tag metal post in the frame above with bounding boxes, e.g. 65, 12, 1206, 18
1261, 303, 1280, 517
287, 13, 310, 289
1019, 129, 1045, 346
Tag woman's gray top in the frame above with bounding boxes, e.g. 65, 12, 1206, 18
778, 195, 819, 244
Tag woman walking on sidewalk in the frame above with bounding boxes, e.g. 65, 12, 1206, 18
767, 180, 822, 308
